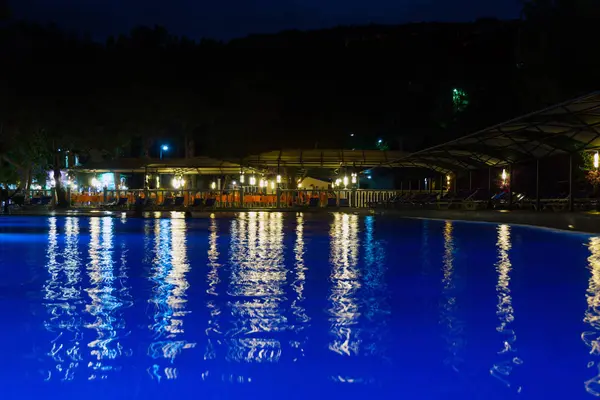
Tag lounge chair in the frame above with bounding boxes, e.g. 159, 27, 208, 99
107, 197, 128, 209
189, 198, 204, 209
308, 197, 320, 208
160, 197, 174, 208
205, 198, 216, 209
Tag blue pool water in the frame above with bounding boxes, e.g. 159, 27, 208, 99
0, 212, 599, 399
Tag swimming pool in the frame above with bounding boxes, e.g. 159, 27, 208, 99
0, 212, 598, 399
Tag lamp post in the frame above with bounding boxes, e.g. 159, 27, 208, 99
160, 145, 169, 160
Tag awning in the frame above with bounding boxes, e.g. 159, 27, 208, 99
385, 91, 600, 174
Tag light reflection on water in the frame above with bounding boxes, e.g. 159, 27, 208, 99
291, 213, 309, 359
328, 213, 361, 358
85, 217, 132, 380
584, 236, 600, 396
490, 224, 522, 392
30, 213, 595, 396
440, 221, 465, 373
147, 218, 194, 381
43, 217, 84, 381
226, 212, 287, 365
204, 215, 221, 363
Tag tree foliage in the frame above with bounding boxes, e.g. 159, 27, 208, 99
0, 7, 599, 199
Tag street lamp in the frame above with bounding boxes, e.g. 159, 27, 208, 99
594, 152, 599, 169
160, 145, 169, 160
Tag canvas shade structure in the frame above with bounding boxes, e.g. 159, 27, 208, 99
384, 91, 600, 174
241, 149, 409, 169
73, 157, 262, 175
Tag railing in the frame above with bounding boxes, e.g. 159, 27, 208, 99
6, 188, 437, 210
64, 188, 418, 209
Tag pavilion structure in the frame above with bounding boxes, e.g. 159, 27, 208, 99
381, 91, 600, 211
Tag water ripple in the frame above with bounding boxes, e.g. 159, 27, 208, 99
584, 236, 600, 396
490, 224, 522, 393
328, 213, 361, 357
147, 218, 194, 379
43, 217, 84, 381
225, 212, 288, 364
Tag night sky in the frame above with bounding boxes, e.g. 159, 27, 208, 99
11, 0, 520, 40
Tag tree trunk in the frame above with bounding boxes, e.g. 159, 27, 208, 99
25, 167, 32, 191
53, 157, 68, 208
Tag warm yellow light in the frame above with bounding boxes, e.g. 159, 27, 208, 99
343, 176, 349, 187
351, 175, 357, 184
270, 181, 275, 189
211, 181, 216, 190
232, 181, 237, 186
446, 175, 451, 183
259, 179, 265, 188
298, 182, 302, 188
502, 169, 507, 181
594, 152, 599, 169
276, 175, 281, 183
156, 176, 160, 188
240, 174, 245, 184
250, 176, 256, 185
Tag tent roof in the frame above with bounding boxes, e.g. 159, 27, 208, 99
73, 157, 260, 175
243, 149, 409, 169
386, 91, 600, 174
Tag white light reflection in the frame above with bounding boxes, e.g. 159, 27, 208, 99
583, 236, 600, 395
328, 213, 361, 357
291, 213, 309, 360
43, 217, 83, 381
205, 215, 221, 361
440, 221, 465, 372
226, 212, 287, 365
490, 224, 522, 391
147, 218, 194, 381
85, 217, 132, 380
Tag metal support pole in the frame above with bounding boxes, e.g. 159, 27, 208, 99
408, 180, 412, 193
469, 171, 472, 192
508, 164, 513, 209
276, 187, 281, 209
429, 177, 432, 193
488, 168, 492, 194
569, 154, 574, 212
453, 174, 457, 195
536, 159, 541, 211
400, 181, 404, 194
440, 175, 444, 197
418, 179, 421, 191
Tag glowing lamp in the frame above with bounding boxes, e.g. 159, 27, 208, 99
501, 169, 507, 181
270, 181, 275, 189
276, 175, 281, 183
240, 174, 245, 184
211, 181, 216, 190
594, 152, 599, 169
343, 176, 349, 187
249, 176, 256, 185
